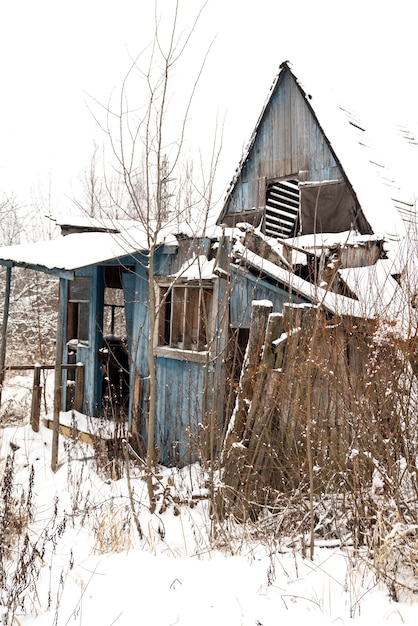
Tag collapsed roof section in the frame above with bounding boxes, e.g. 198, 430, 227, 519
229, 223, 415, 338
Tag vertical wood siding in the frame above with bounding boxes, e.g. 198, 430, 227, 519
155, 356, 211, 465
229, 266, 308, 328
225, 69, 343, 217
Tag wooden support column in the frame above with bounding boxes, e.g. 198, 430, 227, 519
51, 277, 67, 472
0, 265, 12, 408
30, 364, 42, 432
74, 363, 84, 413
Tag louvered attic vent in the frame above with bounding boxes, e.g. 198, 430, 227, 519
265, 179, 300, 238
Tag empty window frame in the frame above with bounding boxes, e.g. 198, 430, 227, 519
264, 179, 300, 238
103, 266, 134, 338
158, 284, 213, 351
67, 277, 90, 343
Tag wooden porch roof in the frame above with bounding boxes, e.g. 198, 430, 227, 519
0, 222, 184, 277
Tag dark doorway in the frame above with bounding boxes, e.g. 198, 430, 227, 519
100, 265, 133, 415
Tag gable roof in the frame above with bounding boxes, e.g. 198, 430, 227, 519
218, 61, 418, 240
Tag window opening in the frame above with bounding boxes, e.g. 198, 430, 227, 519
265, 179, 300, 238
67, 277, 90, 344
158, 284, 212, 351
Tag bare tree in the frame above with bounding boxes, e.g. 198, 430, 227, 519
0, 194, 26, 246
86, 0, 221, 506
0, 193, 58, 416
72, 142, 109, 218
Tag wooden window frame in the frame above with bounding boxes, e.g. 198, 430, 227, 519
156, 281, 213, 355
67, 277, 91, 345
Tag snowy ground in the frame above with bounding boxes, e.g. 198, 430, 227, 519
0, 377, 417, 625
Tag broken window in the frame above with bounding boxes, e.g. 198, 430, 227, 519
158, 284, 213, 351
67, 277, 90, 343
103, 286, 125, 337
264, 177, 368, 238
264, 179, 300, 238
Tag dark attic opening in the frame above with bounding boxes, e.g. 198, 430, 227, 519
263, 177, 371, 240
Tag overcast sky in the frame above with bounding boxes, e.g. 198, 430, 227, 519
0, 0, 417, 216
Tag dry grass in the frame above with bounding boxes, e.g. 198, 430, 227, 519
92, 502, 134, 554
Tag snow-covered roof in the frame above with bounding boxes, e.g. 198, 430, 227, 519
302, 74, 417, 239
171, 255, 216, 281
0, 214, 224, 275
283, 231, 382, 250
0, 223, 179, 274
0, 230, 144, 273
234, 237, 415, 339
56, 215, 138, 233
338, 261, 408, 322
235, 246, 366, 314
223, 61, 418, 240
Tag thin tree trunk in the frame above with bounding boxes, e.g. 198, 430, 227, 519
147, 244, 157, 512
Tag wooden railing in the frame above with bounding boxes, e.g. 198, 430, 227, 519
3, 363, 84, 432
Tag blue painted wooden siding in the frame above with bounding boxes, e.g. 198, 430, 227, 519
155, 355, 213, 465
65, 266, 104, 414
226, 69, 343, 216
229, 266, 309, 328
122, 271, 136, 354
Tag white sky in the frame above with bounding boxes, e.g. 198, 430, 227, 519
0, 0, 417, 216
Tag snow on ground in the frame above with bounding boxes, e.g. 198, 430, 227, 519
0, 377, 417, 625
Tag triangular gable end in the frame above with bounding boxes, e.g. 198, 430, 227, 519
217, 61, 407, 241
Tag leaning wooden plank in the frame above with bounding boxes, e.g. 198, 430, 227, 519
229, 300, 273, 440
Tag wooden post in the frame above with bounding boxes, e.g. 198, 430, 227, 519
220, 300, 273, 519
131, 375, 143, 451
30, 364, 42, 432
231, 299, 273, 439
74, 363, 84, 413
52, 278, 67, 472
0, 265, 12, 408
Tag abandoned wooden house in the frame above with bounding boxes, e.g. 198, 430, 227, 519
0, 61, 417, 479
0, 216, 231, 466
215, 61, 418, 513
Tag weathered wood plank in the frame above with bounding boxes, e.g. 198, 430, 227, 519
0, 266, 11, 408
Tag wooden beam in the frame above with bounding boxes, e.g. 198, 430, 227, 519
0, 266, 12, 408
74, 364, 84, 413
0, 262, 75, 280
51, 278, 67, 472
43, 418, 96, 446
30, 364, 42, 432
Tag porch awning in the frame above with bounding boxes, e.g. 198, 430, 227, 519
0, 227, 175, 277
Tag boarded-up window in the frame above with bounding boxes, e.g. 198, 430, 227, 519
158, 284, 212, 351
299, 179, 361, 234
